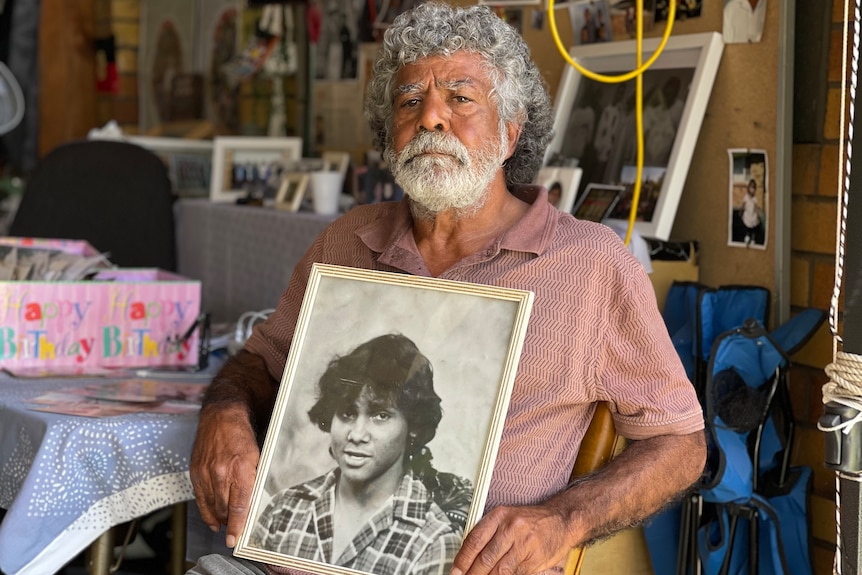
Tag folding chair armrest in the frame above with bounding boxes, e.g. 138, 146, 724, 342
564, 402, 619, 575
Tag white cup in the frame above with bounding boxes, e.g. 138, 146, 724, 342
310, 171, 344, 215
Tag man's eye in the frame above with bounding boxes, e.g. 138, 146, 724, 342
373, 412, 391, 422
453, 95, 472, 103
401, 98, 420, 108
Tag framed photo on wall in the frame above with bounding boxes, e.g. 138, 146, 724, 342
209, 136, 302, 203
234, 264, 533, 575
545, 32, 723, 240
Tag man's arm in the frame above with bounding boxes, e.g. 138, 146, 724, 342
451, 430, 706, 575
190, 350, 279, 548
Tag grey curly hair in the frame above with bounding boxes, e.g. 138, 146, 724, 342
363, 2, 554, 189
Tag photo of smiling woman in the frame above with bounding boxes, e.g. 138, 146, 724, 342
248, 333, 471, 575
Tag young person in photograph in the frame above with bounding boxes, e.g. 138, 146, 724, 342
187, 4, 705, 575
739, 178, 764, 246
248, 333, 470, 575
546, 181, 563, 209
723, 0, 767, 44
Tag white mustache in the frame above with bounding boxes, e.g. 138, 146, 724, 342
400, 132, 470, 166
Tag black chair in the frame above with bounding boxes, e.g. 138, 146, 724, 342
10, 139, 177, 271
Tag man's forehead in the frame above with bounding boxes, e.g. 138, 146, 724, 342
393, 53, 491, 89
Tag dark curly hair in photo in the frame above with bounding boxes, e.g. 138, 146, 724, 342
307, 333, 473, 530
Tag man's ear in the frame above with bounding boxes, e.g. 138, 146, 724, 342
505, 122, 522, 160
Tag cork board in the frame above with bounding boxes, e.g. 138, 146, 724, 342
456, 1, 778, 298
438, 2, 781, 300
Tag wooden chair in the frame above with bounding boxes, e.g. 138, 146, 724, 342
563, 402, 620, 575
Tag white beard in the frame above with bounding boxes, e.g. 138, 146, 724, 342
386, 126, 507, 218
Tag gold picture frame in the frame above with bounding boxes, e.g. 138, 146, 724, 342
274, 173, 310, 212
234, 263, 533, 575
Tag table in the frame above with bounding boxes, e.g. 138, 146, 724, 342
0, 374, 204, 575
175, 200, 337, 324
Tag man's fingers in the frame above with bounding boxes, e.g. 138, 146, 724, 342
194, 488, 221, 532
225, 480, 253, 548
453, 511, 507, 575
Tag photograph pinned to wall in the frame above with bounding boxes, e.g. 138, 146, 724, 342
545, 32, 723, 240
727, 149, 768, 249
569, 0, 613, 45
138, 0, 196, 133
274, 173, 310, 212
655, 0, 703, 22
609, 0, 656, 39
209, 136, 302, 203
233, 263, 533, 575
534, 166, 583, 213
573, 183, 623, 222
722, 0, 766, 44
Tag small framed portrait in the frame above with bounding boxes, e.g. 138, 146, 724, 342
274, 173, 310, 212
572, 183, 623, 222
234, 264, 533, 575
545, 32, 723, 240
209, 136, 302, 203
534, 166, 583, 213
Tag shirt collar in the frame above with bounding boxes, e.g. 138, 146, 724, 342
355, 185, 558, 264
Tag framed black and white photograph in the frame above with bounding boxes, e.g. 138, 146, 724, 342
209, 136, 302, 203
534, 166, 583, 213
727, 148, 768, 249
545, 32, 723, 240
234, 264, 533, 575
274, 173, 310, 212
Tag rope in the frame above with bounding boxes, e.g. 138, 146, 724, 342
827, 0, 860, 571
820, 352, 862, 434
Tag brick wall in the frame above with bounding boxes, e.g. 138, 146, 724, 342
789, 1, 850, 572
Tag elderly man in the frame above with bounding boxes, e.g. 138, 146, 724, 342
188, 4, 705, 575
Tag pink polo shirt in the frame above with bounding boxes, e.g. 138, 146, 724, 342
245, 188, 703, 509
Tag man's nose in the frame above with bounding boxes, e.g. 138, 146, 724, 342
417, 93, 450, 132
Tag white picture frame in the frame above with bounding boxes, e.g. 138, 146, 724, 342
534, 166, 583, 213
545, 32, 723, 240
234, 263, 533, 575
321, 151, 351, 179
121, 136, 214, 197
209, 136, 303, 203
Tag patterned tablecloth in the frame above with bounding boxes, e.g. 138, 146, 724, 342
0, 375, 202, 575
175, 199, 337, 324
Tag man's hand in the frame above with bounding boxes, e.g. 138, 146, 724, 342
451, 503, 573, 575
451, 431, 705, 575
190, 403, 260, 548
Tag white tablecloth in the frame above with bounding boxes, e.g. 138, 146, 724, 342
0, 375, 203, 575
